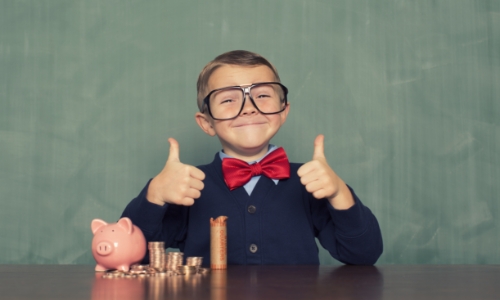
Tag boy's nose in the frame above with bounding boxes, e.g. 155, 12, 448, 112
240, 95, 258, 115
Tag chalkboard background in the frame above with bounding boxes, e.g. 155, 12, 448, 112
1, 0, 499, 265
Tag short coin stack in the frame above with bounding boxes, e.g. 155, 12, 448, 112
186, 256, 203, 268
179, 257, 203, 275
101, 265, 150, 279
166, 252, 184, 271
101, 270, 135, 279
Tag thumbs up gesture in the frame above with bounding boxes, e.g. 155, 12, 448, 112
297, 135, 354, 210
146, 138, 205, 206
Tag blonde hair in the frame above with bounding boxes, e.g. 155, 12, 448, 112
196, 50, 281, 111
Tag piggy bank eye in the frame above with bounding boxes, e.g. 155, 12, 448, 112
112, 230, 114, 232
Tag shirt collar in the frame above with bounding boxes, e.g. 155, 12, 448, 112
219, 144, 278, 164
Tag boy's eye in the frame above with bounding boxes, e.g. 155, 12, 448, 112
213, 89, 241, 105
255, 93, 271, 99
252, 85, 275, 99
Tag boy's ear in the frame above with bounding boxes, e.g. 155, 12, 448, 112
280, 103, 291, 124
195, 112, 217, 136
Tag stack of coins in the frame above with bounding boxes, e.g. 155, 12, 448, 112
177, 265, 198, 275
186, 256, 203, 271
129, 264, 149, 277
166, 252, 184, 271
186, 256, 203, 266
101, 268, 145, 279
101, 270, 127, 279
148, 242, 166, 271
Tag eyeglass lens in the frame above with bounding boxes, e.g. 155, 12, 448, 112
209, 83, 285, 119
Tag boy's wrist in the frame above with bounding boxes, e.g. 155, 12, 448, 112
146, 194, 164, 206
146, 178, 165, 206
328, 182, 355, 210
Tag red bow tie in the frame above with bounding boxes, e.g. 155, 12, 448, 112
222, 147, 290, 191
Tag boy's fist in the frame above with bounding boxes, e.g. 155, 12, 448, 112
297, 134, 354, 210
146, 138, 205, 206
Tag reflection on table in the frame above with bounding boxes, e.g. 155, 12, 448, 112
1, 265, 499, 300
90, 265, 383, 300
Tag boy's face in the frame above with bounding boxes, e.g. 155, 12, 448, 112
195, 64, 290, 161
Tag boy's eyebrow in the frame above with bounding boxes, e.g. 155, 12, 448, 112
214, 83, 252, 89
211, 82, 276, 90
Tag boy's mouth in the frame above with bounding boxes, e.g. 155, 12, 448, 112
232, 121, 266, 128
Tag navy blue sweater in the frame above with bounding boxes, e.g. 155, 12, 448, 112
121, 154, 383, 265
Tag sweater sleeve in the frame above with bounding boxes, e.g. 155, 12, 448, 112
314, 185, 383, 265
121, 180, 188, 257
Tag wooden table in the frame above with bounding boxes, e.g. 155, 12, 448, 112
0, 265, 499, 299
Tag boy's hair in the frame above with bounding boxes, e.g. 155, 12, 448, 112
196, 50, 281, 111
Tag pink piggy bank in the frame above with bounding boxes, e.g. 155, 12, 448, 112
91, 217, 146, 272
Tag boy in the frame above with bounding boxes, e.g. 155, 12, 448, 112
122, 50, 383, 265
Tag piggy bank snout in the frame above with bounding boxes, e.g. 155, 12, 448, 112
96, 241, 113, 256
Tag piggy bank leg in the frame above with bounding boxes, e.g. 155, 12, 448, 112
95, 264, 108, 272
117, 265, 130, 272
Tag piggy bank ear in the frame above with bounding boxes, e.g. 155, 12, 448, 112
117, 217, 134, 235
91, 219, 108, 234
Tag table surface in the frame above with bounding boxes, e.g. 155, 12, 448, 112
0, 265, 499, 300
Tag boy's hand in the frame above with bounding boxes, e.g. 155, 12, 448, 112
146, 138, 205, 206
297, 134, 355, 210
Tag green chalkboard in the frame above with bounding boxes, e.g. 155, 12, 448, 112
1, 0, 499, 265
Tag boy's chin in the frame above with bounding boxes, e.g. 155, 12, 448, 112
235, 136, 272, 149
222, 140, 271, 157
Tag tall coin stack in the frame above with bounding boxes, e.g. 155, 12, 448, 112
148, 241, 166, 271
166, 252, 184, 271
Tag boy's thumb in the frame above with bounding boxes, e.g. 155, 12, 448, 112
167, 138, 180, 163
312, 134, 326, 160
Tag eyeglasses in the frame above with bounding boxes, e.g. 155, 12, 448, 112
202, 82, 288, 120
